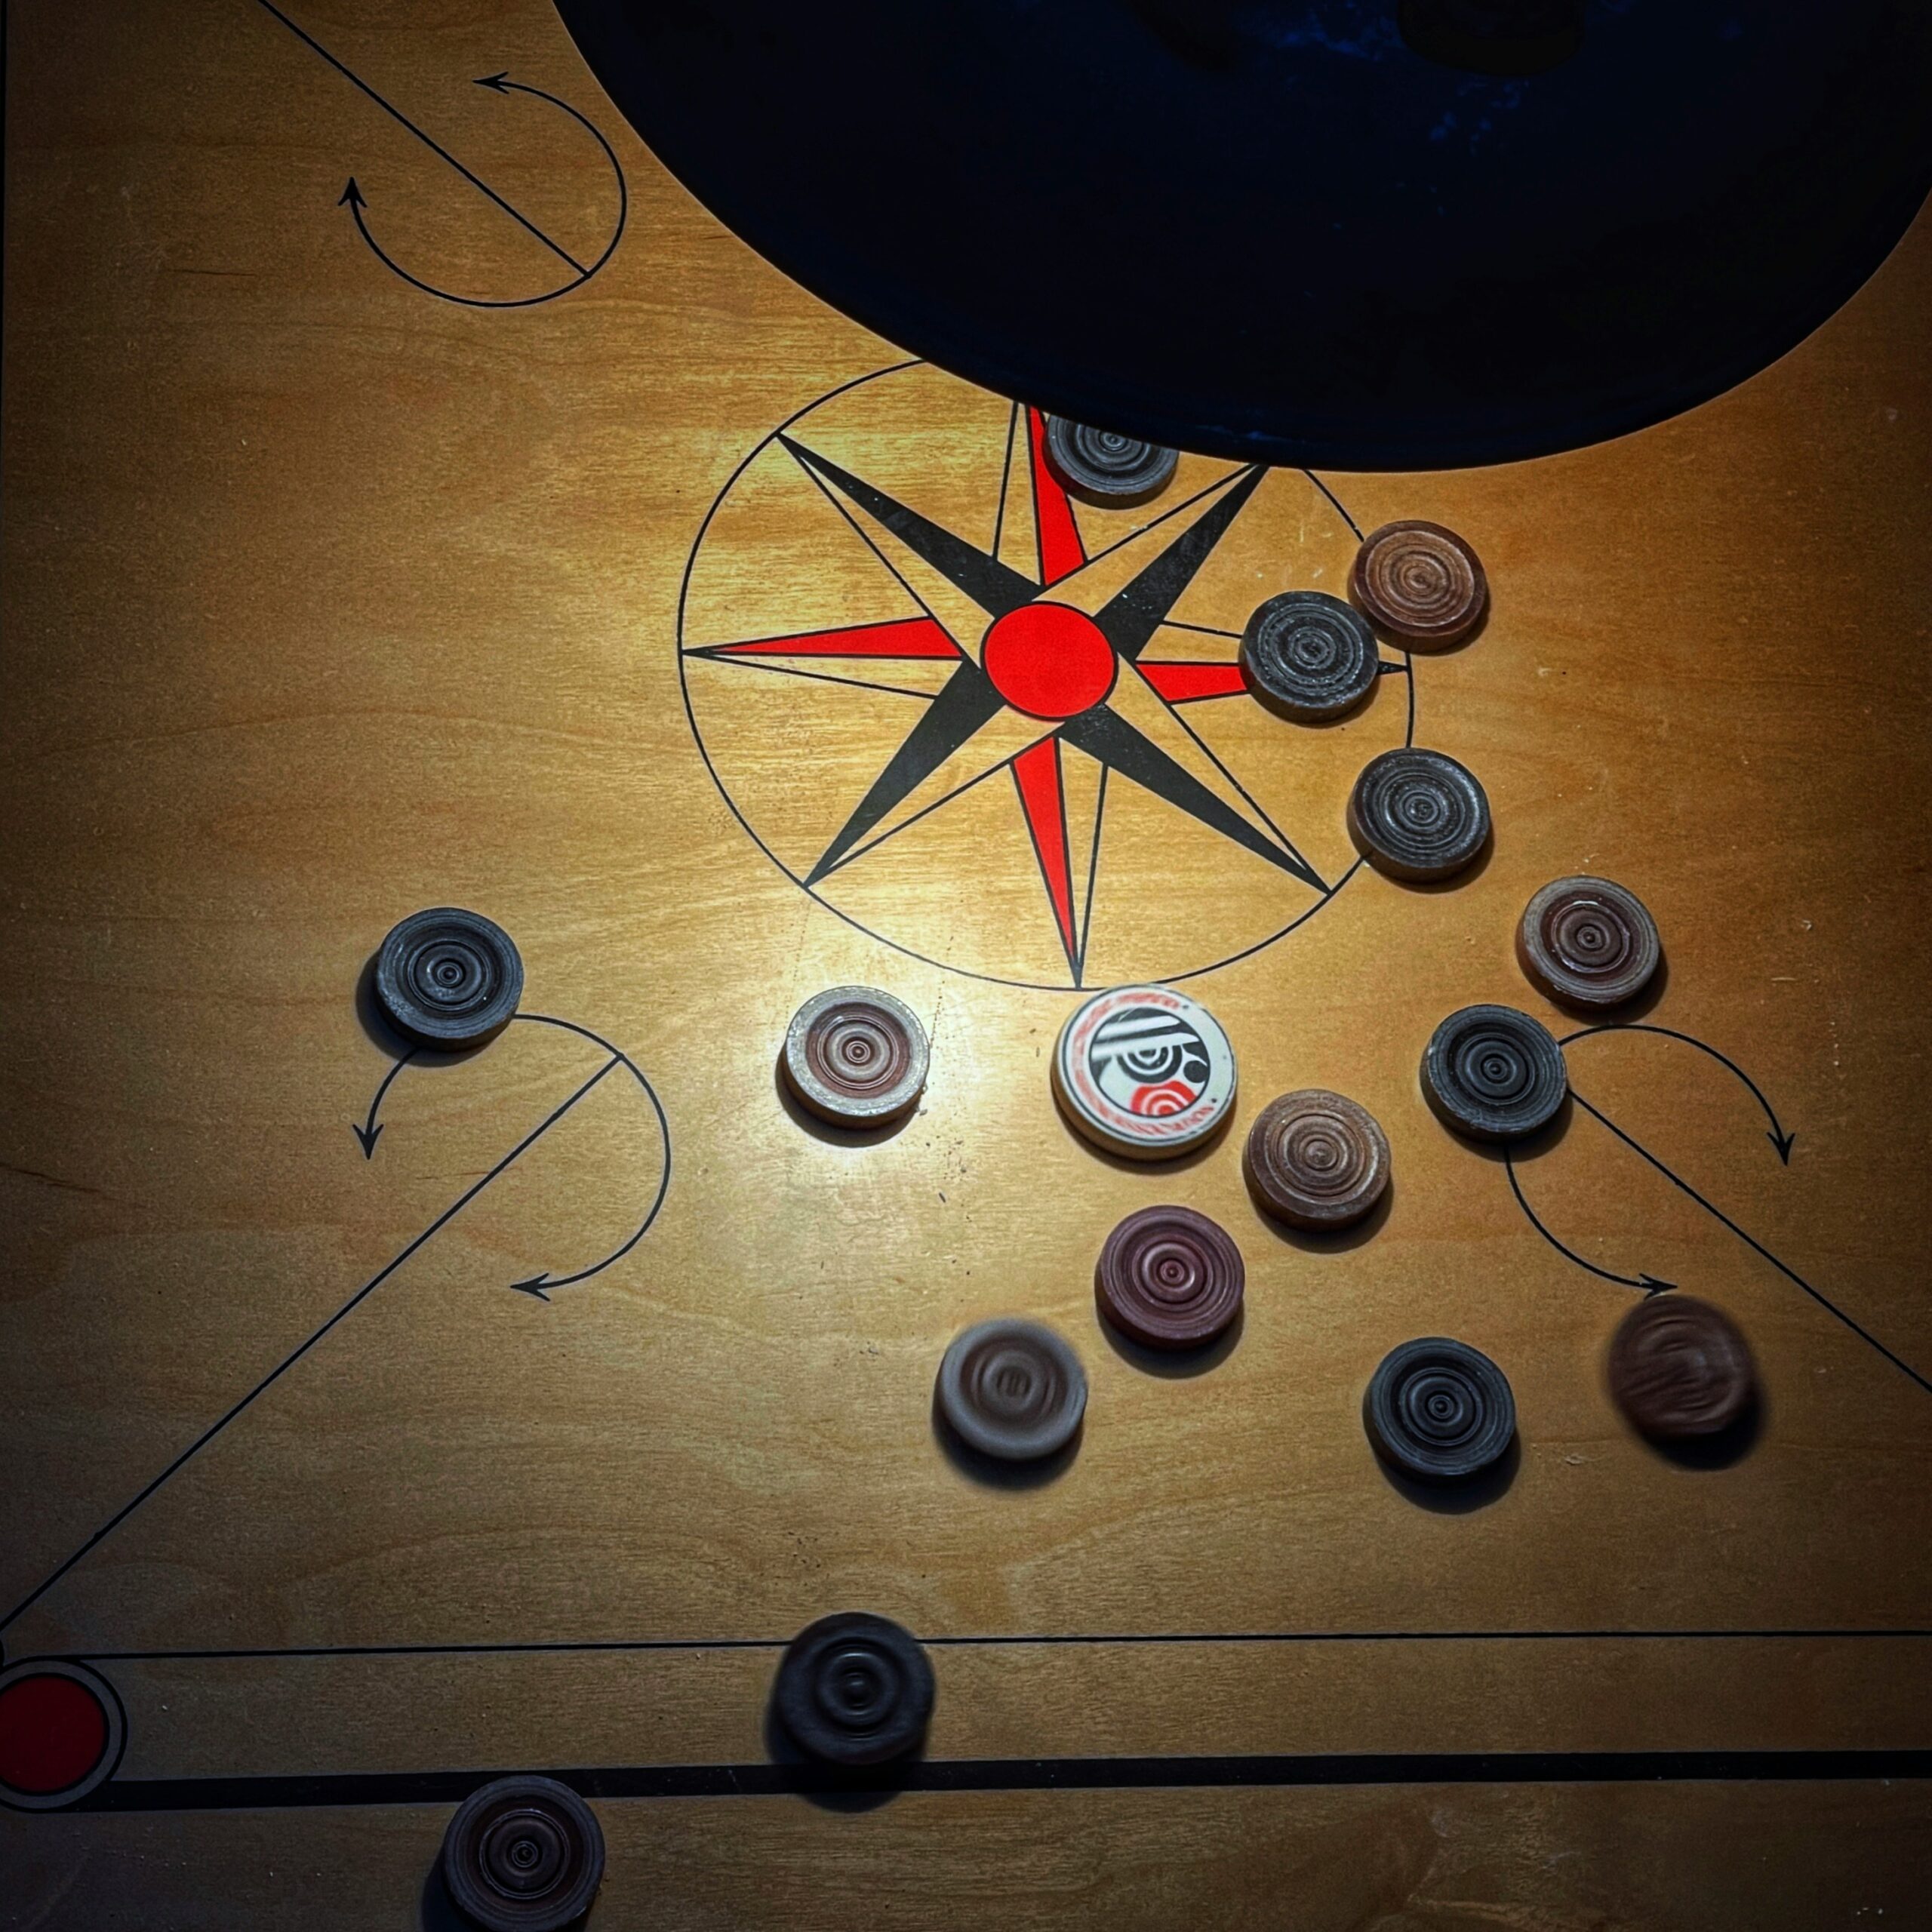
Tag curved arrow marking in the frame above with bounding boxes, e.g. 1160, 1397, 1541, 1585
352, 1048, 417, 1159
1505, 1148, 1674, 1294
1561, 1023, 1795, 1163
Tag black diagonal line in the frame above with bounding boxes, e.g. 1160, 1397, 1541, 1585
1093, 467, 1269, 662
1061, 706, 1323, 891
804, 663, 1007, 884
781, 437, 1038, 621
1158, 685, 1325, 885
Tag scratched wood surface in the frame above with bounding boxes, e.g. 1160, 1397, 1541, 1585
3, 0, 1930, 1925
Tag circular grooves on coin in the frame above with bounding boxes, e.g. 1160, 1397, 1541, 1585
1349, 519, 1488, 647
783, 986, 928, 1126
1243, 1090, 1392, 1231
1607, 1295, 1756, 1441
1043, 417, 1179, 506
1347, 748, 1491, 881
1364, 1337, 1517, 1482
374, 907, 523, 1051
1422, 1004, 1567, 1140
1240, 590, 1381, 721
1096, 1206, 1244, 1351
441, 1775, 605, 1932
774, 1612, 935, 1767
1517, 875, 1661, 1008
937, 1318, 1088, 1461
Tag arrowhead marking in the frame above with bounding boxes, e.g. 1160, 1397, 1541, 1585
1639, 1275, 1676, 1294
1767, 1128, 1796, 1165
351, 1122, 383, 1159
509, 1275, 552, 1300
338, 177, 365, 209
475, 71, 511, 91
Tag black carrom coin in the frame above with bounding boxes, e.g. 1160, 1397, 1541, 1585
774, 1612, 936, 1766
1241, 592, 1380, 722
554, 1, 1932, 468
441, 1775, 605, 1932
374, 907, 523, 1050
1422, 1004, 1567, 1140
1042, 417, 1177, 506
1348, 748, 1491, 881
1365, 1337, 1517, 1483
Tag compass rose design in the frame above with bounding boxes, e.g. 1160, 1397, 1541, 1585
678, 362, 1415, 989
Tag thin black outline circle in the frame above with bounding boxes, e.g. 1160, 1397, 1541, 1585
676, 361, 1417, 992
0, 1657, 128, 1811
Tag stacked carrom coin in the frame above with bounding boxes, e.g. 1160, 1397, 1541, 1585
773, 1613, 935, 1767
1348, 747, 1491, 881
1240, 590, 1381, 721
1043, 417, 1178, 506
440, 1775, 605, 1932
937, 1318, 1088, 1460
1244, 1090, 1391, 1231
1053, 984, 1237, 1161
1364, 1337, 1517, 1483
1096, 1207, 1244, 1350
1349, 519, 1488, 647
1422, 1004, 1567, 1140
782, 986, 928, 1127
374, 907, 523, 1051
1607, 1295, 1757, 1443
1517, 875, 1662, 1008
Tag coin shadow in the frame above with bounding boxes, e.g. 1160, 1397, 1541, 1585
773, 1056, 912, 1148
1373, 1434, 1521, 1515
1097, 1303, 1244, 1380
1644, 1388, 1765, 1472
1355, 829, 1495, 896
1440, 1092, 1577, 1165
760, 1702, 910, 1814
930, 1387, 1082, 1491
1250, 1178, 1395, 1255
355, 950, 506, 1067
1050, 1101, 1231, 1176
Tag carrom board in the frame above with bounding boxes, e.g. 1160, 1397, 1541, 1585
3, 2, 1931, 1925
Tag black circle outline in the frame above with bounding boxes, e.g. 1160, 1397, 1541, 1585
675, 361, 1416, 992
0, 1657, 129, 1812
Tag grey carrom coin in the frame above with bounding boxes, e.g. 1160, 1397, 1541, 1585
1241, 590, 1380, 721
937, 1318, 1087, 1460
782, 986, 928, 1126
374, 907, 523, 1051
440, 1774, 605, 1932
1365, 1337, 1517, 1483
1043, 417, 1178, 506
774, 1612, 935, 1767
1347, 747, 1491, 881
1422, 1004, 1567, 1140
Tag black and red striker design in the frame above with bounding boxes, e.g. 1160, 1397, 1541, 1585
679, 363, 1414, 989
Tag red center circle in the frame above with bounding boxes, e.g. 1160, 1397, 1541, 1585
981, 602, 1116, 719
0, 1673, 109, 1797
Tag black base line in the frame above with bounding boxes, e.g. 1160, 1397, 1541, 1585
0, 1054, 622, 1637
65, 1626, 1932, 1666
75, 1749, 1932, 1813
1571, 1092, 1932, 1397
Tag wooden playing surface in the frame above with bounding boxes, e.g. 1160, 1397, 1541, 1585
4, 2, 1931, 1924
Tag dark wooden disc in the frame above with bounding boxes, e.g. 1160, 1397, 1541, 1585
1095, 1206, 1244, 1351
773, 1612, 935, 1767
1364, 1337, 1516, 1483
1422, 1004, 1567, 1140
1240, 591, 1380, 721
1517, 875, 1662, 1008
1042, 417, 1177, 506
374, 907, 523, 1051
1243, 1090, 1391, 1230
1347, 748, 1491, 881
937, 1318, 1087, 1460
1349, 519, 1488, 646
782, 986, 928, 1125
441, 1775, 605, 1932
1607, 1295, 1757, 1441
